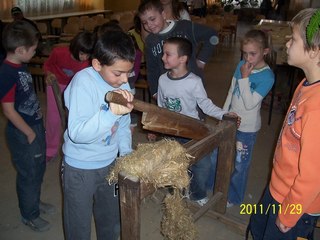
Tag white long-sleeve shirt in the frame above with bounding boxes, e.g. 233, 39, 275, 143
157, 71, 227, 120
223, 60, 274, 132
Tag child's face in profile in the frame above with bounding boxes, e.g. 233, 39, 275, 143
286, 25, 307, 68
93, 59, 133, 88
162, 42, 181, 70
140, 7, 166, 34
241, 41, 268, 69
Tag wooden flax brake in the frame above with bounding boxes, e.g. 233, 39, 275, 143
106, 91, 246, 239
105, 91, 213, 140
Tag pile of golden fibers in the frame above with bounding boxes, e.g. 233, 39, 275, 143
107, 139, 191, 189
107, 139, 197, 239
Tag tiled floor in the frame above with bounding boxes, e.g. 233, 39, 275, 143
0, 20, 318, 240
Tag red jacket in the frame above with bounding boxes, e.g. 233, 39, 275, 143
44, 46, 89, 85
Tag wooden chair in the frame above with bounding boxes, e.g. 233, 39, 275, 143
51, 78, 66, 130
221, 14, 238, 43
51, 18, 62, 35
60, 22, 80, 42
79, 15, 90, 30
82, 18, 97, 32
36, 22, 60, 43
135, 66, 151, 102
119, 12, 134, 31
205, 15, 230, 49
28, 66, 46, 93
67, 16, 79, 24
92, 14, 104, 23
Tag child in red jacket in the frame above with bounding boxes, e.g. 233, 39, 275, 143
44, 31, 95, 162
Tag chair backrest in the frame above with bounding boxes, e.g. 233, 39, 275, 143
223, 14, 238, 28
51, 78, 66, 130
51, 18, 62, 35
119, 12, 134, 31
63, 22, 80, 35
82, 18, 97, 32
36, 22, 48, 35
67, 16, 79, 24
79, 16, 89, 29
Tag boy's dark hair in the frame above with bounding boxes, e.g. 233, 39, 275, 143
2, 20, 40, 53
138, 0, 163, 16
93, 31, 135, 66
165, 37, 192, 59
69, 31, 96, 61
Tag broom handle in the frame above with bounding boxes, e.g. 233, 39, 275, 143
105, 91, 155, 113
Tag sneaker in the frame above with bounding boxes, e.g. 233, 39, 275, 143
40, 201, 56, 215
21, 216, 50, 232
226, 201, 234, 208
194, 197, 209, 206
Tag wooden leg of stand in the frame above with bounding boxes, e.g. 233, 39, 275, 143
119, 172, 141, 240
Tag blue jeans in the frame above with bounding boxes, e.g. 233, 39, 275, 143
249, 186, 318, 240
189, 153, 213, 200
62, 161, 120, 240
174, 136, 213, 201
206, 130, 257, 204
6, 122, 46, 221
228, 130, 257, 204
206, 148, 218, 191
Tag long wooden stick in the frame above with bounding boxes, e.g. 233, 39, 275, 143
105, 91, 212, 140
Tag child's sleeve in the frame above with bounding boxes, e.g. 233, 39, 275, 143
279, 110, 320, 227
223, 76, 236, 111
117, 113, 132, 157
145, 37, 161, 96
191, 21, 218, 63
238, 69, 274, 110
194, 77, 227, 120
157, 76, 165, 108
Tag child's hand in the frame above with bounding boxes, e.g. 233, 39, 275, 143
46, 72, 57, 85
26, 130, 36, 144
240, 62, 253, 78
196, 60, 205, 70
109, 89, 134, 115
224, 112, 241, 128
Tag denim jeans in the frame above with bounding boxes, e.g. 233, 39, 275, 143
249, 186, 318, 240
206, 130, 257, 204
228, 130, 257, 204
6, 122, 46, 221
206, 148, 218, 191
62, 161, 120, 240
174, 136, 213, 201
189, 153, 213, 200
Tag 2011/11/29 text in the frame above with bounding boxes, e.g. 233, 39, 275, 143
239, 203, 302, 215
